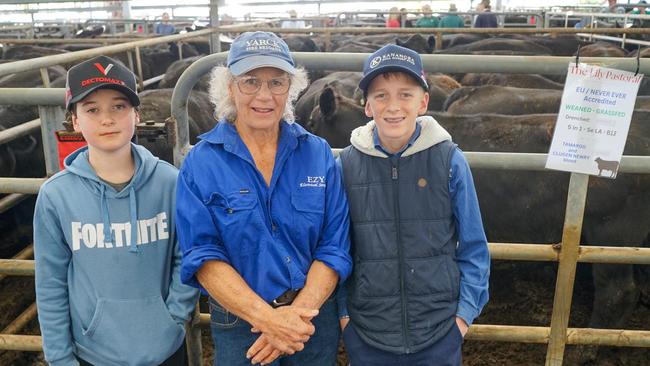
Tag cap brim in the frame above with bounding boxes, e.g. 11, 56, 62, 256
229, 55, 296, 76
359, 65, 429, 93
67, 83, 140, 110
359, 65, 429, 94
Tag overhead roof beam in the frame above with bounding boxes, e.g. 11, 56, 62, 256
0, 0, 116, 4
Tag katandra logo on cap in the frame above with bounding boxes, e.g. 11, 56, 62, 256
372, 52, 416, 67
359, 44, 428, 94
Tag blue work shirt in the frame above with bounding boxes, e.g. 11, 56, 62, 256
339, 121, 490, 326
177, 120, 352, 302
155, 22, 175, 35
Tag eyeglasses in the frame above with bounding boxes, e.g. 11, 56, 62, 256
235, 76, 291, 95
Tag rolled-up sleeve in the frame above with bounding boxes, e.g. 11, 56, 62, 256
176, 159, 231, 290
313, 146, 352, 282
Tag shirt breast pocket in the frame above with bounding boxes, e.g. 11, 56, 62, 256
205, 191, 262, 255
291, 191, 325, 243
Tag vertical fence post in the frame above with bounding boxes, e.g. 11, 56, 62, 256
324, 30, 331, 52
39, 67, 50, 88
37, 106, 66, 176
622, 16, 628, 48
186, 305, 203, 366
127, 50, 135, 74
134, 46, 145, 91
209, 0, 221, 54
545, 173, 589, 365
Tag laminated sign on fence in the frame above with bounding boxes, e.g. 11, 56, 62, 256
546, 62, 642, 179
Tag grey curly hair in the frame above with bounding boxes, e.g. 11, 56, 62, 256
208, 65, 309, 124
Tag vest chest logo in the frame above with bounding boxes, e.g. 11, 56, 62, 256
299, 176, 326, 188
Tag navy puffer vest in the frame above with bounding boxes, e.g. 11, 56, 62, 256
340, 139, 459, 354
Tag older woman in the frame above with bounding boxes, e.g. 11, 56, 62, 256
176, 31, 352, 366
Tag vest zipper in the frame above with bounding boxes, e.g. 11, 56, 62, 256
392, 162, 411, 354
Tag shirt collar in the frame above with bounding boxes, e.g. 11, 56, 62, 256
373, 121, 422, 157
198, 120, 308, 152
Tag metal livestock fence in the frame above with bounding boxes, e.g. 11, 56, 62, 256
0, 50, 650, 366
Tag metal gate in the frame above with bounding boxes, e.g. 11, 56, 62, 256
1, 48, 650, 366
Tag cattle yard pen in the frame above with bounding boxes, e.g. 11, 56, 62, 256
1, 43, 650, 366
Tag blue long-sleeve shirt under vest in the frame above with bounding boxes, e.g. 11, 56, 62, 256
338, 122, 490, 326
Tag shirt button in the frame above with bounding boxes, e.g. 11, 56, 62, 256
227, 208, 234, 214
272, 223, 277, 231
286, 256, 291, 263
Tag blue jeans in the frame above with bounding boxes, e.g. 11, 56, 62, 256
343, 322, 463, 366
209, 297, 339, 366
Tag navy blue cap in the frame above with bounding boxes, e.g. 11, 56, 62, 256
227, 31, 296, 76
359, 44, 428, 94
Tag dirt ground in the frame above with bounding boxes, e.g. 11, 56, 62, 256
2, 223, 649, 366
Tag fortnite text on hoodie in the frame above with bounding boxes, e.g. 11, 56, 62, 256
71, 212, 169, 251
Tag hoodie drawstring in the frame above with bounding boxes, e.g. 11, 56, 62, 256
128, 186, 139, 253
100, 185, 115, 247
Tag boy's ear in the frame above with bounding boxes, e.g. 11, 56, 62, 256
418, 92, 429, 115
364, 99, 373, 118
71, 110, 81, 132
134, 109, 140, 124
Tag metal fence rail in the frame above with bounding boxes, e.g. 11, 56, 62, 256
168, 51, 650, 366
1, 49, 650, 365
0, 21, 267, 78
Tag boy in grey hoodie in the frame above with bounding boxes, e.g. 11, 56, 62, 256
34, 55, 198, 366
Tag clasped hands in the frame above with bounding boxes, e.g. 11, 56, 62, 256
246, 305, 319, 365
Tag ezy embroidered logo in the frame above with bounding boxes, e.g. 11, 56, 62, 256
94, 63, 114, 75
299, 176, 326, 188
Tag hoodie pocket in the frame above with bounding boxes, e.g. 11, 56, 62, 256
82, 296, 183, 362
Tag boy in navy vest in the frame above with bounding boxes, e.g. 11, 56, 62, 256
338, 44, 490, 365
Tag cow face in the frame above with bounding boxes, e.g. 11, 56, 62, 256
307, 86, 368, 148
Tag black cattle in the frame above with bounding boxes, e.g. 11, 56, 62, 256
137, 88, 215, 163
74, 25, 105, 38
460, 73, 564, 90
303, 88, 650, 363
295, 71, 363, 128
158, 56, 210, 92
436, 37, 554, 55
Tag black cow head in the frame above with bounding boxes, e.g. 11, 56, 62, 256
307, 86, 369, 148
396, 34, 432, 54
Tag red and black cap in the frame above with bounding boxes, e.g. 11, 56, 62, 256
65, 55, 140, 110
